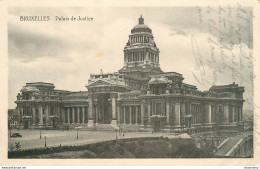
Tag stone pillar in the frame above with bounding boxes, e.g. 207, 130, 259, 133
135, 106, 138, 125
240, 106, 243, 121
77, 107, 80, 123
88, 96, 94, 127
32, 106, 36, 125
82, 107, 85, 124
39, 105, 43, 125
208, 104, 212, 123
111, 94, 117, 127
166, 101, 170, 124
224, 104, 229, 123
175, 103, 181, 127
123, 106, 125, 124
232, 106, 235, 123
67, 108, 70, 124
181, 102, 185, 126
72, 107, 75, 124
95, 105, 98, 124
46, 105, 49, 125
129, 106, 132, 124
62, 108, 66, 124
148, 102, 151, 124
17, 106, 21, 125
141, 102, 144, 125
117, 104, 121, 124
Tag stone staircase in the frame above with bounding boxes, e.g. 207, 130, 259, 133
119, 124, 141, 132
59, 123, 142, 132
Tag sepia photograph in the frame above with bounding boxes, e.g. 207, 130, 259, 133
7, 5, 254, 159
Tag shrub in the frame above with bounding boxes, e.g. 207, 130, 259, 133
124, 142, 137, 152
138, 140, 145, 146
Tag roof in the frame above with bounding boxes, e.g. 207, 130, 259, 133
21, 86, 40, 92
210, 82, 244, 91
26, 82, 54, 87
149, 79, 172, 85
131, 16, 152, 34
63, 91, 88, 97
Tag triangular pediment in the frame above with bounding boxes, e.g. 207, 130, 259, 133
87, 79, 112, 87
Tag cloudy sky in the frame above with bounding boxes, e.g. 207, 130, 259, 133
8, 7, 253, 110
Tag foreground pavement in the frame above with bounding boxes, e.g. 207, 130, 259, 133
8, 129, 182, 150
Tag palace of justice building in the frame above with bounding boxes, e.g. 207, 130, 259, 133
15, 16, 245, 132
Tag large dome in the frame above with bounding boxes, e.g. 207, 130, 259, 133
131, 15, 152, 33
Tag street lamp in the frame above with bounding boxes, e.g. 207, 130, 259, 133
77, 129, 79, 140
115, 129, 118, 140
44, 136, 47, 147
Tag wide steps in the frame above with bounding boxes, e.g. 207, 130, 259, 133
120, 124, 141, 132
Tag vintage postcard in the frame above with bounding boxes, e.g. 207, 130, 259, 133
0, 0, 260, 166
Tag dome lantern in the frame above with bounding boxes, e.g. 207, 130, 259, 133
139, 15, 144, 24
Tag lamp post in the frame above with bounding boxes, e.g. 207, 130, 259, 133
115, 129, 118, 140
77, 129, 78, 140
40, 130, 42, 139
44, 136, 46, 147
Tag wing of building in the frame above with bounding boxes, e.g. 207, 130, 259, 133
15, 16, 245, 132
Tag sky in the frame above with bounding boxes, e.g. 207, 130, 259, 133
8, 7, 254, 111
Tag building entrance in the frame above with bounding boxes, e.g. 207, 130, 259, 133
96, 94, 111, 124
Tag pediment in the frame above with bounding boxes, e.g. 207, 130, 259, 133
87, 79, 112, 87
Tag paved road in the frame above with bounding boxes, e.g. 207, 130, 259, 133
8, 129, 177, 150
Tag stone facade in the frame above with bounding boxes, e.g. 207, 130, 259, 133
15, 16, 245, 131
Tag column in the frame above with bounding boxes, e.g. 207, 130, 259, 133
62, 108, 66, 124
135, 106, 138, 125
124, 106, 126, 124
111, 94, 117, 127
181, 102, 185, 126
67, 108, 70, 123
129, 106, 132, 124
166, 101, 170, 124
224, 104, 229, 123
239, 106, 242, 121
141, 103, 144, 125
208, 104, 212, 123
32, 106, 36, 125
72, 107, 75, 123
17, 106, 21, 125
112, 95, 116, 120
175, 103, 181, 126
88, 96, 94, 127
95, 105, 98, 124
46, 105, 49, 125
117, 104, 121, 124
148, 102, 151, 123
39, 105, 43, 125
82, 107, 85, 124
77, 107, 80, 123
240, 106, 243, 121
232, 106, 235, 123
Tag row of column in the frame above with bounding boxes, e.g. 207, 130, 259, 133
120, 105, 142, 125
223, 105, 243, 123
17, 105, 60, 125
125, 51, 145, 62
130, 35, 150, 44
124, 51, 158, 63
17, 105, 56, 126
64, 107, 87, 124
